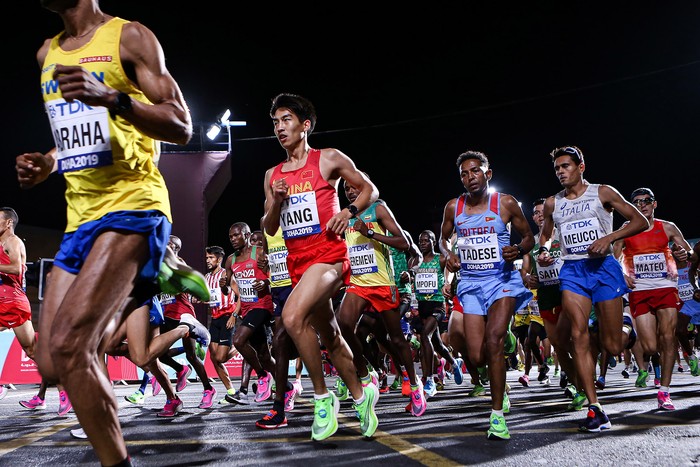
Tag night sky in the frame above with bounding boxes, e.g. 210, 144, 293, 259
4, 2, 699, 259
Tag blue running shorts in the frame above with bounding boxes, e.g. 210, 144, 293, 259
559, 256, 630, 305
457, 271, 533, 316
54, 210, 171, 283
680, 299, 700, 325
149, 296, 165, 326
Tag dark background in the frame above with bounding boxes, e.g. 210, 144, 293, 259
3, 2, 699, 261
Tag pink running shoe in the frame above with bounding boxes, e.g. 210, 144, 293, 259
292, 379, 303, 396
150, 375, 162, 396
157, 398, 183, 417
518, 375, 530, 387
58, 391, 72, 416
657, 391, 675, 410
255, 372, 273, 403
410, 380, 427, 417
284, 386, 297, 412
199, 388, 217, 409
176, 365, 192, 392
20, 395, 46, 410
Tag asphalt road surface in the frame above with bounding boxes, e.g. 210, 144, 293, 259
0, 363, 698, 466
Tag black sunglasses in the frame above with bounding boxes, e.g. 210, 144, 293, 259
632, 198, 655, 206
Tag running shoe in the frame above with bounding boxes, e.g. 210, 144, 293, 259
58, 391, 72, 416
578, 405, 611, 432
689, 356, 700, 376
677, 365, 684, 373
608, 355, 617, 369
540, 377, 550, 386
537, 364, 550, 382
621, 368, 630, 379
504, 328, 517, 355
336, 378, 349, 401
70, 427, 88, 439
423, 378, 437, 398
653, 378, 661, 389
564, 384, 577, 400
158, 247, 210, 302
19, 395, 46, 410
256, 409, 288, 429
518, 374, 530, 387
199, 388, 217, 409
409, 379, 426, 417
468, 384, 486, 397
436, 358, 446, 382
225, 390, 250, 405
435, 379, 444, 391
0, 385, 8, 400
389, 377, 401, 391
559, 372, 568, 389
595, 376, 606, 390
546, 356, 555, 366
293, 378, 304, 396
175, 365, 192, 392
284, 386, 297, 412
568, 392, 587, 411
657, 391, 675, 410
255, 372, 273, 403
477, 366, 490, 384
157, 398, 183, 417
353, 384, 379, 437
311, 393, 339, 441
635, 369, 649, 388
379, 385, 391, 394
553, 368, 560, 377
487, 413, 510, 440
195, 342, 207, 361
502, 392, 511, 414
179, 314, 211, 347
401, 372, 411, 397
453, 358, 464, 385
125, 391, 145, 405
150, 375, 161, 396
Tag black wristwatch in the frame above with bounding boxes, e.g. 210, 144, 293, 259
346, 204, 359, 218
109, 92, 132, 119
515, 244, 525, 258
366, 229, 375, 239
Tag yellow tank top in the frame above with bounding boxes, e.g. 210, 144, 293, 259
41, 17, 171, 232
345, 202, 395, 287
265, 228, 292, 288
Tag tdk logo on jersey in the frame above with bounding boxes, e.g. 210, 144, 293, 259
48, 101, 95, 119
463, 236, 493, 245
350, 243, 371, 252
566, 220, 592, 231
284, 193, 309, 205
638, 253, 663, 262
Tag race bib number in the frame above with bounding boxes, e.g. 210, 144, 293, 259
348, 242, 379, 275
537, 259, 562, 286
46, 98, 113, 173
280, 192, 321, 239
415, 272, 438, 294
209, 287, 222, 307
632, 253, 667, 279
159, 293, 175, 305
678, 282, 693, 302
457, 234, 501, 271
561, 218, 600, 254
268, 250, 289, 282
237, 278, 259, 303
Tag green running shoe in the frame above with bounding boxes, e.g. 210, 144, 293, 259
477, 366, 490, 384
487, 412, 510, 440
125, 391, 145, 405
311, 393, 339, 441
504, 328, 517, 355
158, 247, 210, 302
336, 378, 349, 401
353, 384, 379, 437
502, 392, 511, 414
567, 392, 587, 411
389, 378, 401, 391
689, 356, 700, 377
469, 384, 486, 397
635, 369, 649, 388
195, 342, 207, 361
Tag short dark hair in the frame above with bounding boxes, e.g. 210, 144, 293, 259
0, 207, 18, 226
532, 198, 547, 208
550, 146, 584, 164
630, 187, 655, 201
270, 93, 317, 134
229, 222, 250, 234
456, 150, 489, 168
206, 245, 225, 259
